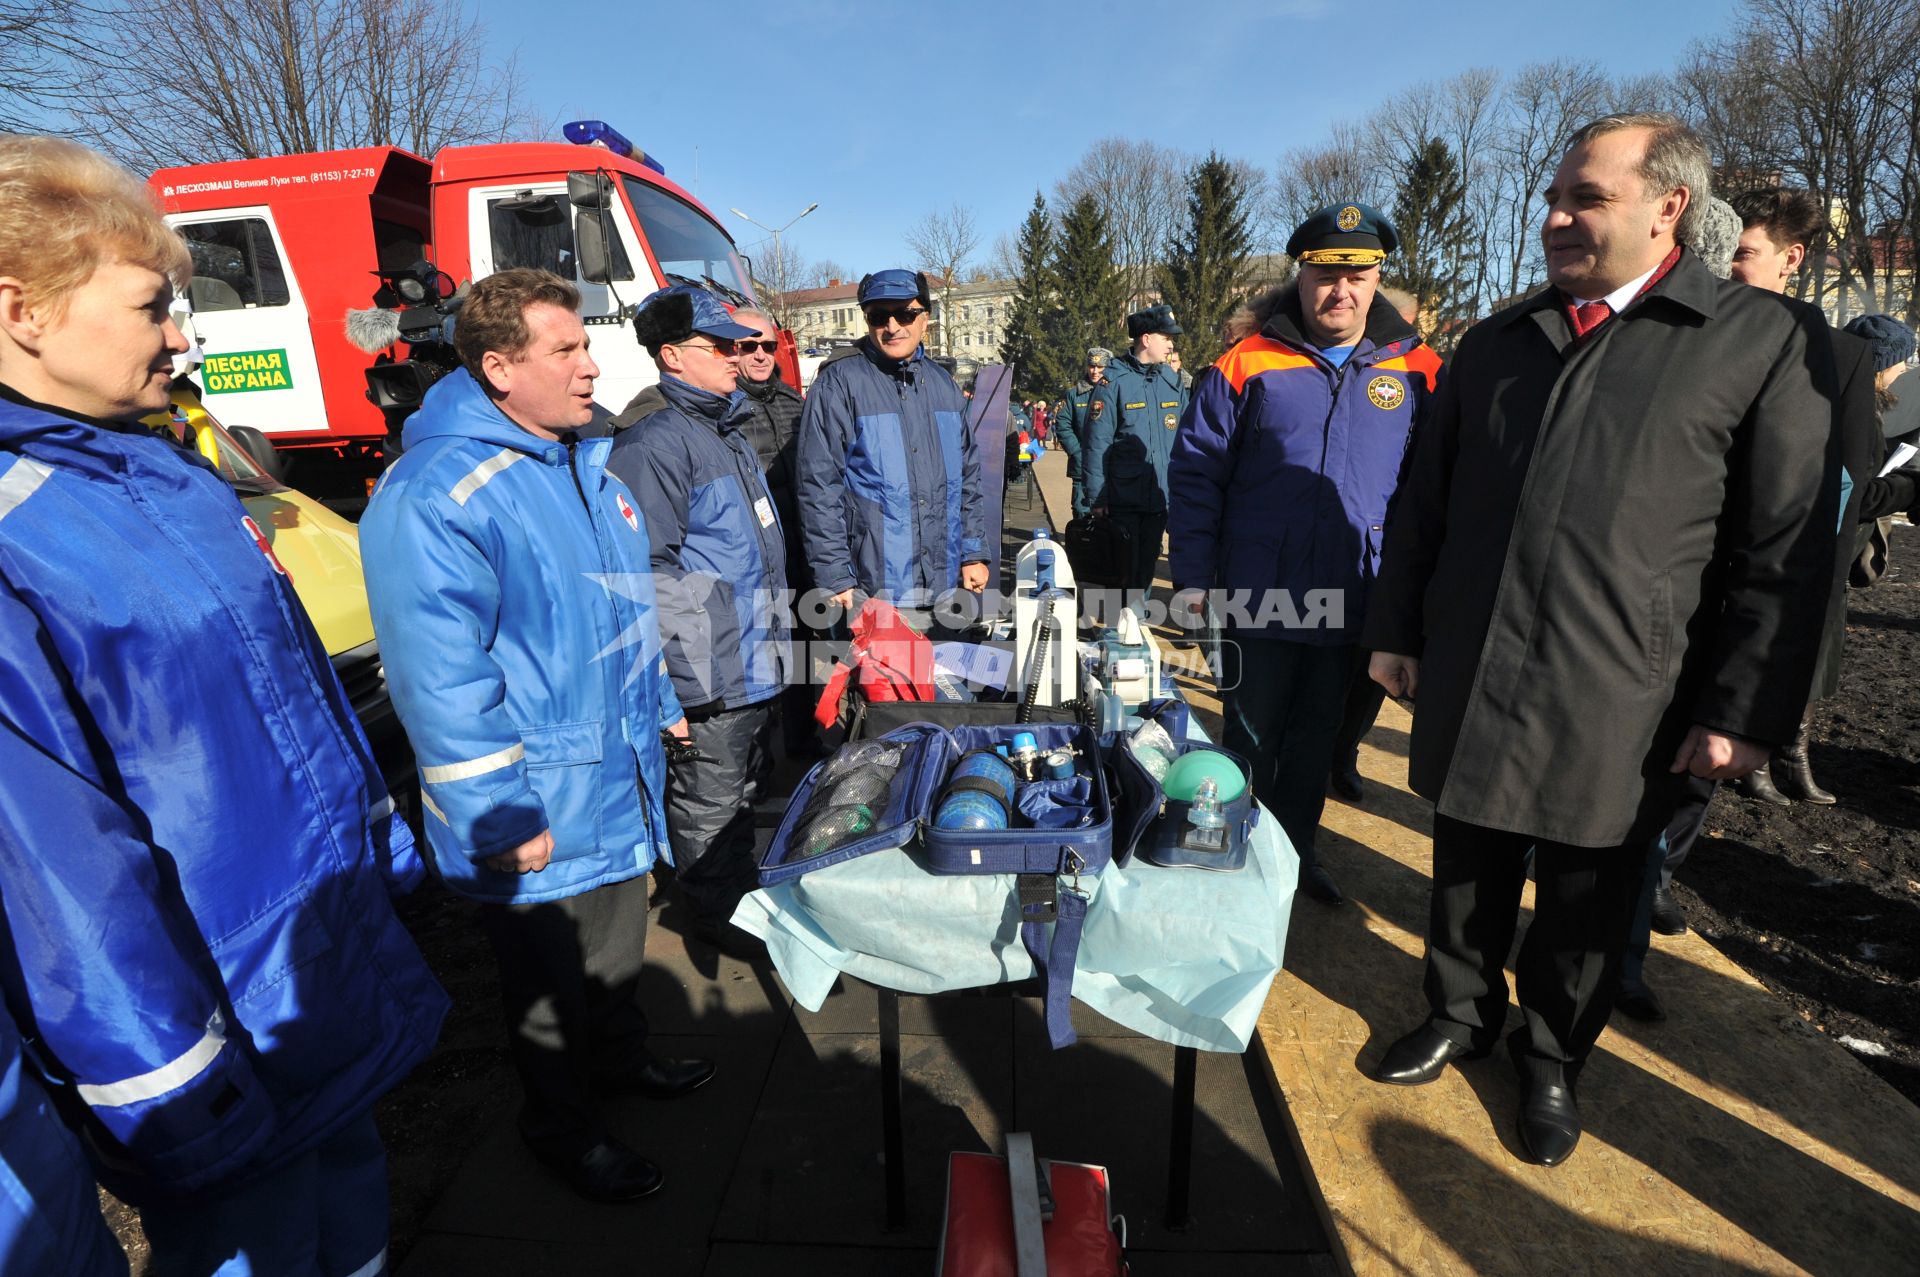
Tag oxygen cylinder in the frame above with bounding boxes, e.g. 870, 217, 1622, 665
933, 750, 1018, 831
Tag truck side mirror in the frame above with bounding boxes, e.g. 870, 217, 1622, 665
567, 171, 614, 211
568, 171, 624, 286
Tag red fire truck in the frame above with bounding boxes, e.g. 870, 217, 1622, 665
150, 122, 795, 506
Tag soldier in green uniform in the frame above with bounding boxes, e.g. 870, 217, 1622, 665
1087, 309, 1187, 612
1056, 346, 1111, 518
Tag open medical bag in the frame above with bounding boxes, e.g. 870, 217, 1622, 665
759, 720, 1123, 1047
1102, 699, 1257, 872
936, 1132, 1128, 1277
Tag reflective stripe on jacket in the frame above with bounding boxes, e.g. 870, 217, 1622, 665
1167, 295, 1435, 642
0, 391, 446, 1201
361, 370, 683, 905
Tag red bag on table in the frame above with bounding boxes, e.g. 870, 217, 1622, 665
813, 597, 937, 729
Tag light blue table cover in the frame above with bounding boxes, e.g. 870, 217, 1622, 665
732, 722, 1298, 1053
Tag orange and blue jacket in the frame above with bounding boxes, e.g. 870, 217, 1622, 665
1167, 294, 1439, 642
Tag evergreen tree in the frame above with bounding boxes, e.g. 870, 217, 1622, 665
998, 193, 1066, 397
1157, 152, 1258, 369
1385, 137, 1476, 353
1049, 193, 1125, 378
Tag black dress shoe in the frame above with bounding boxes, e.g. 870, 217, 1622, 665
1329, 766, 1365, 803
1374, 1023, 1488, 1086
626, 1054, 716, 1100
1649, 884, 1687, 937
532, 1137, 664, 1202
1509, 1040, 1581, 1167
1298, 861, 1345, 905
1615, 981, 1666, 1022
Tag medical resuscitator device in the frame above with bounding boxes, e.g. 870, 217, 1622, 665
1013, 529, 1078, 710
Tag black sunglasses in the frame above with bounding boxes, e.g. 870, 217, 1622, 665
864, 305, 927, 327
673, 338, 737, 357
734, 339, 780, 354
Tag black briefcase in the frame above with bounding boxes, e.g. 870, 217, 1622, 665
1063, 514, 1132, 589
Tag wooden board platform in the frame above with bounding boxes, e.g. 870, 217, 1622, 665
1256, 701, 1920, 1275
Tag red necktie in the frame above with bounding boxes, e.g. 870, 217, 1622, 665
1570, 299, 1613, 339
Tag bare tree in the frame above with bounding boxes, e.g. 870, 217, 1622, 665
1271, 121, 1379, 230
1366, 69, 1502, 318
903, 203, 980, 356
0, 0, 92, 133
805, 260, 852, 288
1055, 138, 1188, 309
1483, 60, 1612, 304
745, 236, 812, 329
1677, 0, 1920, 319
62, 0, 540, 168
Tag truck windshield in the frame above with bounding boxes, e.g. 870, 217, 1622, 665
621, 177, 755, 305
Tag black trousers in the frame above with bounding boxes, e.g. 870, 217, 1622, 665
1219, 635, 1352, 863
1108, 508, 1166, 607
1424, 813, 1643, 1070
477, 872, 653, 1159
1330, 646, 1388, 774
668, 700, 776, 924
1621, 773, 1717, 986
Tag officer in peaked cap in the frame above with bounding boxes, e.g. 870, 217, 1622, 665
1285, 199, 1399, 267
1056, 345, 1113, 518
1164, 198, 1436, 906
1085, 306, 1189, 615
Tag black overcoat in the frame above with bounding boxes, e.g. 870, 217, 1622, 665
1363, 249, 1842, 847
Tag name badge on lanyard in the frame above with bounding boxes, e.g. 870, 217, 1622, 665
755, 496, 776, 529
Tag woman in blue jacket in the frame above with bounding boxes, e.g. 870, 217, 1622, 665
0, 136, 446, 1275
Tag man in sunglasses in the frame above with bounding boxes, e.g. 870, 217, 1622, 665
796, 269, 989, 620
729, 309, 821, 759
609, 286, 791, 949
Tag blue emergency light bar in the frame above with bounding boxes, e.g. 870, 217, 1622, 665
562, 120, 667, 176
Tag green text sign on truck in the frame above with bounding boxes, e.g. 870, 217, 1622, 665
203, 348, 293, 394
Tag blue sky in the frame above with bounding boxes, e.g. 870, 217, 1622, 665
473, 0, 1744, 275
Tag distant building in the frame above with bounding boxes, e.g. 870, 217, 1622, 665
778, 272, 1020, 361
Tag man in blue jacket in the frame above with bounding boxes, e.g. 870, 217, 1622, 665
1167, 203, 1435, 905
608, 286, 789, 946
361, 269, 712, 1204
1087, 306, 1189, 615
796, 269, 989, 618
0, 134, 446, 1274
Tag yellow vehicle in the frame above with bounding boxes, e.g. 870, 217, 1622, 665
143, 383, 408, 783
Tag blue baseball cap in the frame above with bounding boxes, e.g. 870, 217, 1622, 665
856, 269, 931, 307
633, 284, 761, 349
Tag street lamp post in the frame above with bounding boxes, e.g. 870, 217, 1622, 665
729, 202, 818, 324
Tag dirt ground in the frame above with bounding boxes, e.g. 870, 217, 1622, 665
105, 526, 1920, 1271
1674, 522, 1920, 1106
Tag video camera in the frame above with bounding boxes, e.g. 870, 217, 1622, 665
345, 259, 467, 435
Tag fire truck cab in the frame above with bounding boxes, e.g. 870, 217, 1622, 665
150, 124, 790, 505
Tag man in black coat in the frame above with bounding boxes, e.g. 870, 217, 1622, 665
1363, 113, 1841, 1167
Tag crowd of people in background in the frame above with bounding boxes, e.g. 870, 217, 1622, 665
3, 103, 1920, 1272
